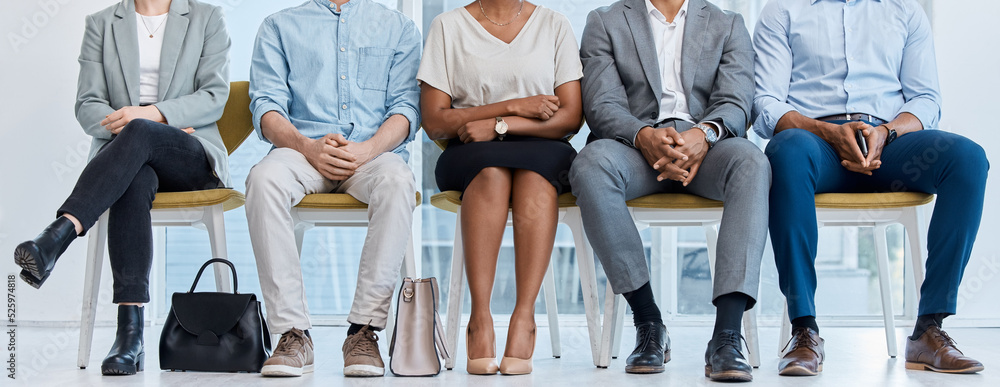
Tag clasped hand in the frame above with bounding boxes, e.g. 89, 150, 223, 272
637, 126, 710, 186
822, 121, 887, 176
101, 106, 194, 134
302, 133, 375, 181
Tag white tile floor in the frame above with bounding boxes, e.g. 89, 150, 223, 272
7, 324, 999, 386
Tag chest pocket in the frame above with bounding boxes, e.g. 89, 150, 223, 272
357, 47, 395, 91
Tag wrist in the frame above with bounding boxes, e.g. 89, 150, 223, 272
636, 126, 654, 151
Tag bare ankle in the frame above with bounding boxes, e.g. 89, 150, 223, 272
61, 214, 84, 235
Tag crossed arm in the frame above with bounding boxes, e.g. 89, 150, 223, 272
420, 81, 584, 143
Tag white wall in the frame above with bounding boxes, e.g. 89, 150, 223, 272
0, 0, 997, 324
932, 1, 1000, 322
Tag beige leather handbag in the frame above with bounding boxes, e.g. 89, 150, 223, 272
388, 277, 451, 376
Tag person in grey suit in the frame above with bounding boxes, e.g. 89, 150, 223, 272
571, 0, 767, 381
12, 0, 229, 376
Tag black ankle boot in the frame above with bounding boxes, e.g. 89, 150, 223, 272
102, 305, 145, 376
14, 217, 77, 288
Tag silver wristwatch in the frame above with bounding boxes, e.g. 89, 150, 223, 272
494, 117, 508, 141
693, 123, 719, 148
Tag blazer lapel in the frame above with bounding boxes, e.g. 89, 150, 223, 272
112, 1, 140, 106
157, 0, 190, 101
624, 0, 662, 102
680, 0, 709, 98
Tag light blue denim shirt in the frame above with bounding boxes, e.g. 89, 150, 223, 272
249, 0, 421, 160
751, 0, 940, 138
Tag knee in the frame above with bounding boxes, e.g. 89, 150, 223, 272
733, 142, 772, 184
569, 140, 625, 193
765, 129, 823, 175
369, 157, 416, 203
471, 166, 512, 189
939, 135, 989, 182
245, 159, 295, 198
116, 119, 160, 142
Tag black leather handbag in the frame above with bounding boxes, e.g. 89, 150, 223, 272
159, 258, 271, 372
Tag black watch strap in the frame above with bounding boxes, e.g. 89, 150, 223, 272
883, 125, 897, 146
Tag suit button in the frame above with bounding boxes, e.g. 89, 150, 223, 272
650, 113, 657, 120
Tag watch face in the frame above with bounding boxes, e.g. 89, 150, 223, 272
495, 120, 508, 135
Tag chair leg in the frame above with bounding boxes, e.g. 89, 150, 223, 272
611, 296, 626, 359
779, 302, 792, 357
78, 212, 108, 369
598, 282, 619, 368
874, 224, 898, 358
444, 208, 466, 370
743, 307, 761, 368
566, 209, 602, 366
903, 206, 926, 314
203, 205, 232, 293
542, 259, 561, 358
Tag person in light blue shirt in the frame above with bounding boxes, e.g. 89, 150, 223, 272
244, 0, 421, 378
753, 0, 987, 377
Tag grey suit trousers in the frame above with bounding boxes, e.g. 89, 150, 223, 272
569, 135, 769, 307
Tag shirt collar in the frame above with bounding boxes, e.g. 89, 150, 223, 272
315, 0, 359, 13
646, 0, 689, 24
810, 0, 881, 3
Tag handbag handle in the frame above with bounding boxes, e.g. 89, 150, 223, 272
188, 258, 238, 293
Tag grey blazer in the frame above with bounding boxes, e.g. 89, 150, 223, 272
76, 0, 232, 186
580, 0, 754, 144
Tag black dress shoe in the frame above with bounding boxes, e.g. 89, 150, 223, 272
14, 217, 77, 288
705, 329, 753, 382
625, 321, 670, 374
102, 305, 145, 376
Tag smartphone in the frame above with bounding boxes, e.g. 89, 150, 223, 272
856, 129, 868, 158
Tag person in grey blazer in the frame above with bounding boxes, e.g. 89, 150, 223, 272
12, 0, 229, 376
571, 0, 768, 381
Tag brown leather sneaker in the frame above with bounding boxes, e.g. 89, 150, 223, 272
905, 326, 984, 374
261, 328, 314, 377
343, 325, 385, 377
778, 327, 824, 376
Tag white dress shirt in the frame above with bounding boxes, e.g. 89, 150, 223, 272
646, 0, 693, 124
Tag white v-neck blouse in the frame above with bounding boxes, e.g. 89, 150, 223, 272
417, 6, 583, 110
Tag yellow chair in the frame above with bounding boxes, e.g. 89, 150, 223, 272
586, 193, 762, 368
778, 192, 933, 358
77, 81, 254, 368
290, 191, 422, 338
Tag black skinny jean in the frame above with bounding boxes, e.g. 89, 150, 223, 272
58, 119, 219, 303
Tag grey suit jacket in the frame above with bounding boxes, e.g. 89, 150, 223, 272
76, 0, 232, 186
580, 0, 754, 145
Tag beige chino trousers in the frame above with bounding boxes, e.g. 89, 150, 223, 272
245, 147, 416, 334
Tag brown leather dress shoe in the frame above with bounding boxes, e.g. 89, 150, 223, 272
905, 326, 984, 374
778, 327, 824, 376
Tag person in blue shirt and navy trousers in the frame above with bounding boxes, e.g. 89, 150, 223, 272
753, 0, 988, 377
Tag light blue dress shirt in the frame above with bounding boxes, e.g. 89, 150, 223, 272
249, 0, 421, 160
751, 0, 940, 139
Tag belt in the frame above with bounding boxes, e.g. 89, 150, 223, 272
816, 113, 887, 126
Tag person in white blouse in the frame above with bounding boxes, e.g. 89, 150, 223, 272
418, 0, 584, 376
13, 0, 230, 376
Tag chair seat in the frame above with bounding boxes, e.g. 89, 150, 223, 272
625, 193, 723, 209
152, 188, 245, 212
815, 192, 934, 209
295, 192, 422, 209
430, 191, 578, 213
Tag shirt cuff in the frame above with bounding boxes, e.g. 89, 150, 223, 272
897, 98, 940, 130
252, 102, 290, 143
383, 105, 420, 142
754, 101, 796, 139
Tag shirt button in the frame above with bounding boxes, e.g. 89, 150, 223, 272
341, 75, 346, 80
342, 104, 348, 110
341, 19, 346, 23
340, 47, 346, 52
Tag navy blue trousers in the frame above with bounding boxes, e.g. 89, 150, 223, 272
58, 119, 219, 303
766, 124, 988, 320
